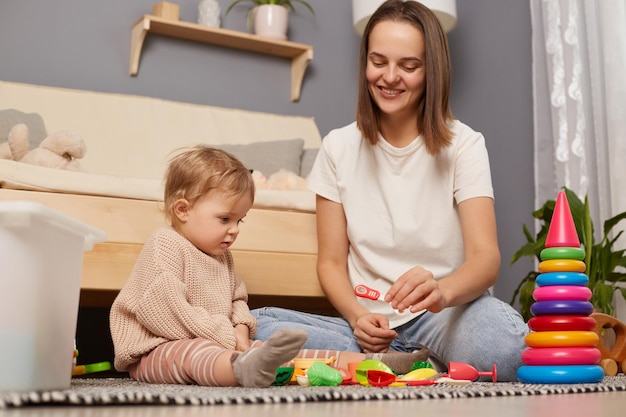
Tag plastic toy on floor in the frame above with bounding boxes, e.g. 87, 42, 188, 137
362, 361, 496, 387
517, 191, 605, 384
72, 349, 112, 376
591, 312, 626, 376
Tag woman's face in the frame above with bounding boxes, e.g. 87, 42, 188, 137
366, 20, 426, 121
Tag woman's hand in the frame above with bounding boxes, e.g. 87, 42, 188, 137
234, 324, 252, 351
384, 266, 447, 314
352, 313, 397, 353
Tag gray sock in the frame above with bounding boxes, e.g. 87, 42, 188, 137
232, 328, 307, 387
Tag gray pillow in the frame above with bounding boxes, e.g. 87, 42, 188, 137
300, 148, 318, 178
216, 138, 304, 176
0, 109, 47, 147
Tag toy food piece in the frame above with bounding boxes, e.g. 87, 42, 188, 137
307, 362, 343, 387
398, 367, 439, 381
366, 370, 400, 387
354, 359, 394, 385
272, 367, 294, 386
366, 369, 438, 387
296, 375, 310, 386
409, 360, 434, 371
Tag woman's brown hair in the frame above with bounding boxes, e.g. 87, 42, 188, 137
356, 0, 453, 155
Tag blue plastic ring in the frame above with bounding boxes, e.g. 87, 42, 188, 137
530, 300, 594, 316
517, 365, 604, 384
536, 272, 589, 287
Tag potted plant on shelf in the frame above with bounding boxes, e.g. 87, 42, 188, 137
510, 187, 626, 321
225, 0, 315, 40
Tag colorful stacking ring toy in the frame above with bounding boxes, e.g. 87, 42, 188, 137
521, 347, 601, 366
530, 300, 594, 316
540, 247, 585, 261
517, 365, 604, 384
535, 272, 589, 287
528, 315, 597, 332
538, 259, 586, 273
532, 285, 592, 302
525, 331, 599, 348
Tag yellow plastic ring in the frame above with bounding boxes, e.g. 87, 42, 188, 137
538, 259, 586, 273
525, 331, 599, 348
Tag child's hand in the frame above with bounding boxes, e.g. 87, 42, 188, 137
234, 324, 252, 351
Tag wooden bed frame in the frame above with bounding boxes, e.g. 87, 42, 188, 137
0, 188, 324, 307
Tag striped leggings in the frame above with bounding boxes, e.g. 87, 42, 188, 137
128, 338, 343, 386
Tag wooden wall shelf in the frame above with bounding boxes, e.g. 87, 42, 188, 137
130, 15, 314, 101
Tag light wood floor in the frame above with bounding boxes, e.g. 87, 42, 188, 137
0, 391, 624, 417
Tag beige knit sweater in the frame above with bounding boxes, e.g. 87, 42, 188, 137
109, 227, 257, 371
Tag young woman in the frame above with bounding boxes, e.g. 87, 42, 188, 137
252, 0, 529, 382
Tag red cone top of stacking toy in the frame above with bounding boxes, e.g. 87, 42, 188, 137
545, 191, 580, 248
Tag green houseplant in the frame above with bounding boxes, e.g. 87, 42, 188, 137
510, 187, 626, 321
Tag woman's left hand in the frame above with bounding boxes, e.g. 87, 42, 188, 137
384, 266, 447, 314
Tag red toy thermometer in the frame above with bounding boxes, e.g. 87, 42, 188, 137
354, 284, 406, 314
354, 284, 381, 300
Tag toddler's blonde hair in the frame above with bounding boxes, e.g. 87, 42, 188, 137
163, 146, 255, 225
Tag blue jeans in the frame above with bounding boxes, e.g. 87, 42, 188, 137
251, 294, 529, 382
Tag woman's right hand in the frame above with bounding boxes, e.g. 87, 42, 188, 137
352, 313, 397, 353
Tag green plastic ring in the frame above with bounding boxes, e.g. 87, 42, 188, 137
540, 246, 585, 261
82, 361, 111, 374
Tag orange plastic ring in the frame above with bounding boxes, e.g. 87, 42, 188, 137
538, 259, 586, 273
525, 331, 599, 348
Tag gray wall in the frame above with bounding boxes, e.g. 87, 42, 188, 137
0, 0, 534, 306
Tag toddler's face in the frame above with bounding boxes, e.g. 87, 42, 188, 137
177, 191, 252, 256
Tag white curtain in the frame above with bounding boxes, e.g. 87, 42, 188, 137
531, 0, 626, 242
531, 0, 626, 321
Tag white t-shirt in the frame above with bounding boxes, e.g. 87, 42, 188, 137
307, 120, 494, 328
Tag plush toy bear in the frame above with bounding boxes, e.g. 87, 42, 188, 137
252, 169, 308, 190
0, 123, 86, 171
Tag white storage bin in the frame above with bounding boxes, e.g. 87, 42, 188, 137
0, 201, 105, 391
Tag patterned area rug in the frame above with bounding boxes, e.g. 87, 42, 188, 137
1, 376, 625, 408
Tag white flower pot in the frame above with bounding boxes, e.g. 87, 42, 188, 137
253, 4, 288, 40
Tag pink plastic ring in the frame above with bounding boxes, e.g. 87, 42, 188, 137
533, 285, 592, 302
521, 347, 601, 366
